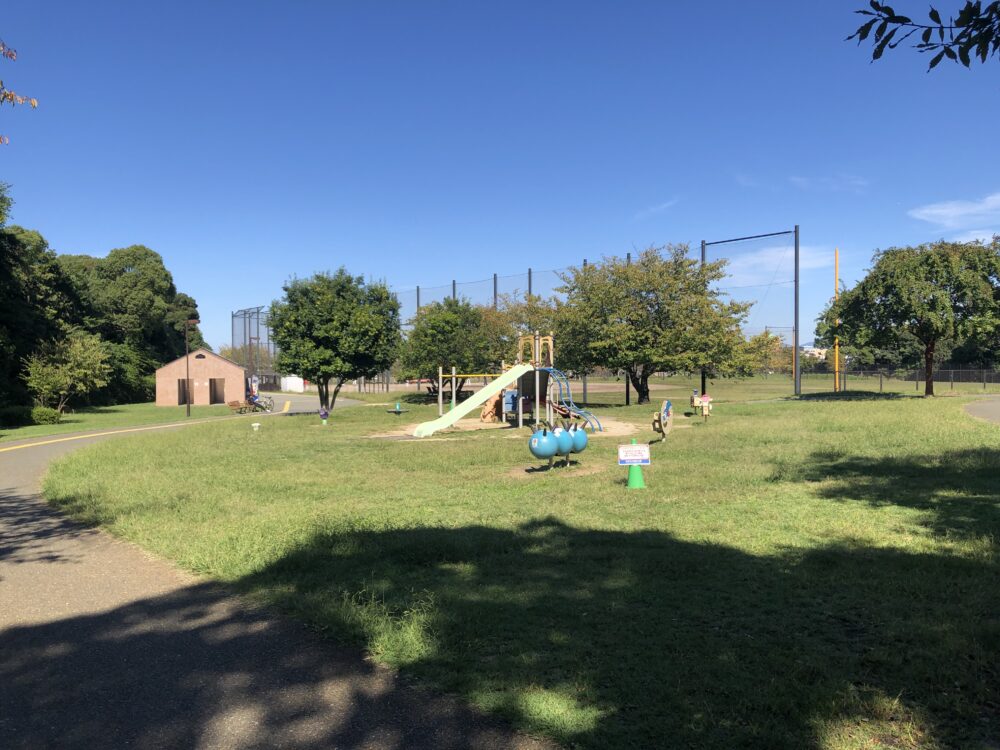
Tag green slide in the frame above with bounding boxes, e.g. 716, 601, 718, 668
414, 363, 535, 438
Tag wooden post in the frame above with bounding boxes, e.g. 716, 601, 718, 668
451, 366, 457, 411
438, 366, 444, 416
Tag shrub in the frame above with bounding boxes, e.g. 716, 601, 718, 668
31, 406, 62, 425
0, 405, 33, 427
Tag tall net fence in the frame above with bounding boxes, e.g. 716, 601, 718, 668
239, 234, 1000, 399
394, 267, 572, 327
231, 306, 280, 388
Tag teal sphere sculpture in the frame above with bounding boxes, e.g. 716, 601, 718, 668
570, 424, 589, 453
553, 427, 574, 456
529, 428, 558, 459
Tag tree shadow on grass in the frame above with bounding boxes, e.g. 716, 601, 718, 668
236, 518, 998, 749
795, 391, 909, 402
0, 582, 547, 750
793, 448, 1000, 540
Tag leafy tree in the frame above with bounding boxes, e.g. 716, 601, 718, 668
743, 331, 792, 373
57, 246, 206, 403
849, 1, 1000, 68
821, 240, 1000, 396
556, 246, 752, 404
0, 215, 86, 404
400, 298, 493, 397
22, 331, 111, 412
270, 270, 401, 409
0, 38, 39, 145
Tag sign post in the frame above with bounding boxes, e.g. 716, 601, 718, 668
618, 438, 649, 489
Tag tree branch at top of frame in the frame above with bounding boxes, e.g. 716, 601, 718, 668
0, 38, 39, 145
848, 1, 1000, 68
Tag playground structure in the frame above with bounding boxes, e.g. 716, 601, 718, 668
413, 332, 602, 438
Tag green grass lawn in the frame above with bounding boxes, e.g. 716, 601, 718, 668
43, 394, 1000, 749
0, 402, 233, 442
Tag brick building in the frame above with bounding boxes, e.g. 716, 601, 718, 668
155, 348, 247, 407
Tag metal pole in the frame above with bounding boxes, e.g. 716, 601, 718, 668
582, 374, 587, 405
626, 252, 631, 265
451, 366, 457, 411
879, 372, 883, 392
533, 331, 540, 425
185, 322, 191, 418
416, 285, 421, 311
793, 225, 801, 396
452, 280, 456, 300
528, 268, 533, 298
700, 239, 707, 395
493, 273, 498, 309
438, 366, 443, 416
834, 247, 840, 393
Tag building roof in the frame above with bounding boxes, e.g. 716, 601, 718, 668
154, 348, 247, 373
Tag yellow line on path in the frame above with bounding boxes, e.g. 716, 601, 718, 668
0, 419, 220, 454
282, 400, 291, 413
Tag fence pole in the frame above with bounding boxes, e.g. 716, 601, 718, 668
700, 240, 707, 396
793, 224, 801, 396
879, 372, 883, 392
984, 369, 987, 391
951, 370, 954, 391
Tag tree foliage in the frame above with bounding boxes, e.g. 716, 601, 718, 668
270, 270, 401, 409
0, 184, 206, 406
0, 38, 39, 145
400, 298, 495, 396
555, 246, 752, 404
820, 240, 1000, 395
849, 1, 1000, 68
22, 331, 111, 412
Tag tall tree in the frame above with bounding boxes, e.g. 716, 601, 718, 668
849, 1, 1000, 68
399, 298, 493, 397
822, 240, 1000, 396
0, 211, 85, 404
556, 246, 752, 404
270, 270, 401, 409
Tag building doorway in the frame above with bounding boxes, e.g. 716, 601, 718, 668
177, 378, 192, 406
209, 378, 225, 405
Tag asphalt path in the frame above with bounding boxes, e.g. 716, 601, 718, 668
0, 401, 551, 750
965, 395, 1000, 425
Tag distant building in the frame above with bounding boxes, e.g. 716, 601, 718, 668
802, 346, 828, 359
155, 348, 247, 406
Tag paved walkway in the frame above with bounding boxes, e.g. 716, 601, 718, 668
965, 395, 1000, 425
0, 407, 551, 749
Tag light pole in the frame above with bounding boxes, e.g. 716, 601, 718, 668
184, 318, 200, 417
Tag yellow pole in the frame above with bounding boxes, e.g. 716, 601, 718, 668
834, 247, 840, 392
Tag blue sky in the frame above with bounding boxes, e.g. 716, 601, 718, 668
2, 1, 998, 349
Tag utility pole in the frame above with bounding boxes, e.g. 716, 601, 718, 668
185, 318, 199, 417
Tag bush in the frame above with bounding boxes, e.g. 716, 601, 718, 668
31, 406, 62, 424
0, 405, 34, 427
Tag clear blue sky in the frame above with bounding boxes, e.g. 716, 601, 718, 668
3, 1, 998, 349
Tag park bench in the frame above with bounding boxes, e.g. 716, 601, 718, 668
227, 400, 253, 414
